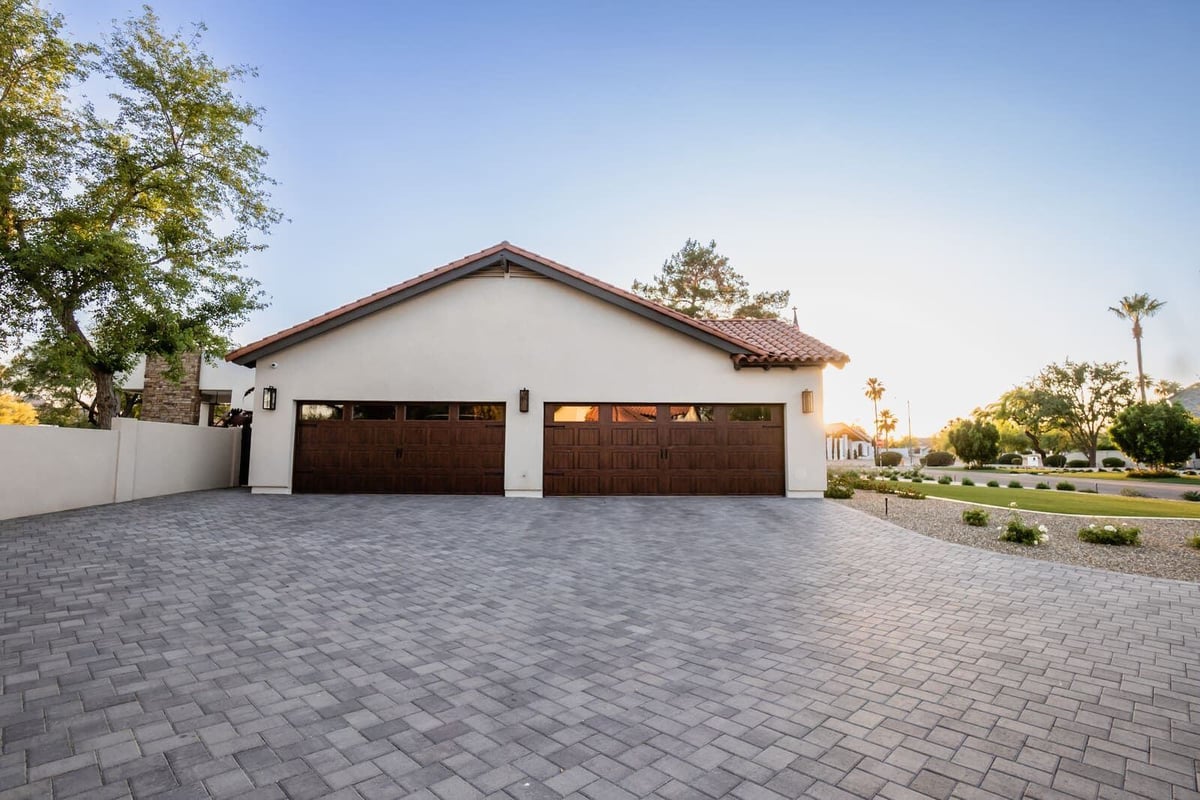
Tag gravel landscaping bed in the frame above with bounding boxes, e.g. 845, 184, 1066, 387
837, 492, 1200, 582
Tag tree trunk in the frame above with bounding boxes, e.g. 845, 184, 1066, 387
873, 400, 880, 467
92, 368, 119, 429
1024, 431, 1047, 463
1135, 332, 1147, 404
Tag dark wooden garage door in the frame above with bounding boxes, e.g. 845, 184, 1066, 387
544, 403, 784, 495
293, 402, 504, 494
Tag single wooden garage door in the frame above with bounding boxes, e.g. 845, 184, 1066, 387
544, 403, 784, 495
293, 402, 504, 494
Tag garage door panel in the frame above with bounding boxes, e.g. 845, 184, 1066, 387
544, 403, 783, 496
293, 402, 504, 495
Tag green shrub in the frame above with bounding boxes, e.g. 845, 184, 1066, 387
824, 472, 855, 499
889, 475, 899, 482
1120, 487, 1148, 498
996, 453, 1022, 466
910, 477, 923, 483
1043, 454, 1067, 468
999, 517, 1047, 546
1188, 535, 1200, 550
1007, 480, 1023, 489
961, 477, 974, 486
937, 475, 952, 485
1066, 459, 1089, 468
1056, 482, 1076, 492
986, 480, 1000, 487
961, 508, 989, 527
1182, 491, 1200, 502
879, 451, 903, 467
1077, 523, 1140, 546
1102, 456, 1126, 468
1035, 482, 1051, 490
924, 451, 955, 467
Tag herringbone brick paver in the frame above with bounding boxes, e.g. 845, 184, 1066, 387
1, 491, 1198, 798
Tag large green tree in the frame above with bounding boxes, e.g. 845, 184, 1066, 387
1109, 293, 1166, 403
947, 418, 1000, 468
1109, 402, 1200, 469
632, 239, 789, 319
988, 386, 1066, 462
0, 2, 280, 428
1034, 360, 1135, 467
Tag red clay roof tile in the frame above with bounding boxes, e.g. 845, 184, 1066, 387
699, 319, 849, 367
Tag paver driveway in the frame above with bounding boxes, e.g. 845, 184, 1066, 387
1, 492, 1198, 800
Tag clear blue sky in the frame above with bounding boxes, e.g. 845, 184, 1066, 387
54, 1, 1200, 435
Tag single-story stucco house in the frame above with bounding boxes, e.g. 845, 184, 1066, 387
226, 242, 848, 497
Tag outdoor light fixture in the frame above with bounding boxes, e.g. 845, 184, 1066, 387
801, 390, 814, 414
519, 388, 529, 413
262, 386, 277, 411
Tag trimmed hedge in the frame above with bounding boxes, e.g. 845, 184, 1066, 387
1043, 454, 1067, 467
996, 453, 1022, 465
924, 451, 955, 467
879, 451, 903, 467
1066, 459, 1089, 468
1102, 456, 1126, 468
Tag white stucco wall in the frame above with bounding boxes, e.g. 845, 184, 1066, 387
246, 273, 833, 497
0, 425, 121, 518
0, 420, 240, 520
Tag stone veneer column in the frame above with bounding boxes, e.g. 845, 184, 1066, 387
140, 353, 202, 424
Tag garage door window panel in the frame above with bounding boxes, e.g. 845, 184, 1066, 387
459, 404, 505, 421
299, 402, 345, 421
406, 403, 450, 421
553, 404, 601, 422
670, 405, 715, 422
729, 405, 773, 422
352, 403, 396, 421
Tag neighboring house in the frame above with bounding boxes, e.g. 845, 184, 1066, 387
1170, 383, 1200, 417
121, 355, 255, 425
825, 422, 874, 461
226, 242, 849, 497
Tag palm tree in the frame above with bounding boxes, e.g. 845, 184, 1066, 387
878, 409, 898, 450
1154, 379, 1182, 400
1110, 293, 1166, 403
864, 378, 885, 465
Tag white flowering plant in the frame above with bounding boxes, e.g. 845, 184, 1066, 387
1077, 521, 1140, 546
998, 513, 1048, 546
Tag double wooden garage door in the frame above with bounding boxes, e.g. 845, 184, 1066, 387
293, 402, 505, 494
293, 401, 784, 495
544, 403, 784, 495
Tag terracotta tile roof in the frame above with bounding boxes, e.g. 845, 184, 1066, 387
825, 421, 872, 441
699, 319, 849, 367
226, 242, 848, 369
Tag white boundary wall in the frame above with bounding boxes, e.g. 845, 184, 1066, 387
0, 419, 240, 521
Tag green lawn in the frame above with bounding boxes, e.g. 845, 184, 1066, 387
942, 467, 1200, 486
1046, 471, 1200, 486
897, 482, 1200, 518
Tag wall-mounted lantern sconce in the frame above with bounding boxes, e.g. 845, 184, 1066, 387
262, 386, 278, 411
519, 388, 530, 413
801, 389, 814, 414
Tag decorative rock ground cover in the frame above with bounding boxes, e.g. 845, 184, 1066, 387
838, 493, 1200, 582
